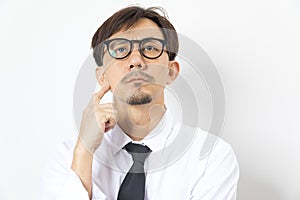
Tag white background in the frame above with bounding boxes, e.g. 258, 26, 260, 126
1, 0, 299, 199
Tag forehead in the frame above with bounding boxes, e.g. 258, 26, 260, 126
109, 18, 165, 40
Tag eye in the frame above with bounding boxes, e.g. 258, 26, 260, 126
142, 39, 162, 52
144, 46, 156, 51
116, 47, 127, 53
108, 39, 130, 58
110, 45, 129, 58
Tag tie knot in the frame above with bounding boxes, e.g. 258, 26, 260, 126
124, 142, 151, 163
124, 142, 151, 153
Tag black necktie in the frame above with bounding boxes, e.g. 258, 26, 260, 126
117, 142, 152, 200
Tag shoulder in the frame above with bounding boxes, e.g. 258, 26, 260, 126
194, 129, 238, 161
187, 129, 240, 198
192, 129, 239, 176
172, 123, 235, 160
176, 125, 239, 171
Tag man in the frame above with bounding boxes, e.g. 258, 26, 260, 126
41, 6, 239, 200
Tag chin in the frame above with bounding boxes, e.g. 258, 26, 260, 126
126, 94, 152, 105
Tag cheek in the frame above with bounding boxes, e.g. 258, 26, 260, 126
104, 68, 125, 91
148, 65, 169, 84
149, 56, 170, 80
102, 53, 113, 66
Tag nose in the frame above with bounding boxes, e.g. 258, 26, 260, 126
128, 44, 145, 70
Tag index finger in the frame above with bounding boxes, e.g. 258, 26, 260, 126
94, 84, 111, 105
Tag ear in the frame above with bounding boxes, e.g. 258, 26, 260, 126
166, 60, 180, 84
95, 66, 107, 86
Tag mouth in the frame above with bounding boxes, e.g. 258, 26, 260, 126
125, 77, 148, 84
121, 71, 155, 84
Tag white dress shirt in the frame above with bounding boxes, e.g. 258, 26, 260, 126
40, 110, 239, 200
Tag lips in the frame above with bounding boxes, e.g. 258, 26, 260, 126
125, 77, 148, 83
121, 71, 155, 84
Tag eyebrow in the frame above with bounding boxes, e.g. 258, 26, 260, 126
109, 40, 129, 49
109, 36, 164, 40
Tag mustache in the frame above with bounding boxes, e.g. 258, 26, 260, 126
121, 71, 155, 83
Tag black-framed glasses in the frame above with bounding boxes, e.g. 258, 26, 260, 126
102, 37, 167, 60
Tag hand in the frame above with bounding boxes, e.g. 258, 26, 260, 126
78, 83, 117, 154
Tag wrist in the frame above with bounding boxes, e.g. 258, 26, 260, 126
71, 138, 93, 180
73, 138, 94, 157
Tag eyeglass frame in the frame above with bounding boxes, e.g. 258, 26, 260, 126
101, 37, 168, 61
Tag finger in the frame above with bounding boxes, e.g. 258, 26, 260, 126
105, 117, 116, 127
104, 118, 117, 132
94, 107, 117, 121
94, 84, 111, 105
94, 103, 113, 108
94, 112, 117, 133
94, 103, 114, 112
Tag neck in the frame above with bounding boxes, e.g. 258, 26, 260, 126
115, 99, 166, 141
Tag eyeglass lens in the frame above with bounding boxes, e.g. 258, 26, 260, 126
107, 38, 164, 59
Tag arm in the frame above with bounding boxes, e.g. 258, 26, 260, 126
41, 84, 116, 200
71, 83, 116, 199
71, 139, 94, 199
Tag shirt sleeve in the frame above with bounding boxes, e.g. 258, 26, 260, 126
39, 137, 107, 200
190, 142, 240, 200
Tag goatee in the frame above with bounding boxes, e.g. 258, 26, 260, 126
127, 93, 152, 105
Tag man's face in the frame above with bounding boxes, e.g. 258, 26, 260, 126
96, 18, 179, 106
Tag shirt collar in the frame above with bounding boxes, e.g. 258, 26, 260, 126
106, 109, 174, 156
